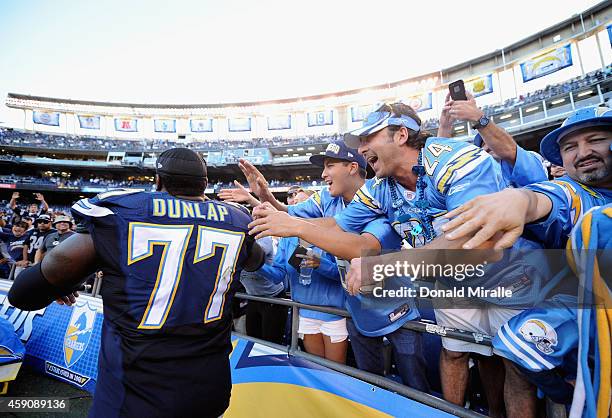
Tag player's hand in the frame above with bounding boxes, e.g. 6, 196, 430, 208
11, 192, 19, 200
442, 189, 529, 250
217, 181, 260, 206
249, 207, 304, 239
56, 291, 79, 306
34, 193, 44, 201
238, 159, 274, 201
0, 258, 7, 265
446, 91, 483, 123
15, 260, 30, 267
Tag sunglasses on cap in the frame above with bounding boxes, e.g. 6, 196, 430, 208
287, 188, 304, 198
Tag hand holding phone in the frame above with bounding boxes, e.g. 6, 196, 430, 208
449, 80, 468, 101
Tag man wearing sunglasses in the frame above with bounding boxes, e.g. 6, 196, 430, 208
22, 214, 56, 265
286, 185, 303, 205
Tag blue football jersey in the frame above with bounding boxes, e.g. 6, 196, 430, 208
335, 137, 505, 248
499, 146, 548, 188
288, 186, 345, 218
72, 189, 256, 418
288, 185, 417, 336
71, 189, 254, 345
524, 176, 612, 248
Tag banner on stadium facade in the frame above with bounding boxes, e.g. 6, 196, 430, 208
228, 118, 252, 132
520, 44, 573, 82
465, 74, 493, 98
190, 119, 213, 133
114, 118, 138, 132
154, 119, 176, 133
267, 114, 291, 130
608, 24, 612, 46
350, 105, 376, 122
33, 111, 60, 126
307, 110, 334, 127
406, 92, 433, 112
77, 115, 101, 130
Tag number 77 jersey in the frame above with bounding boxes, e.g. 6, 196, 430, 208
71, 189, 255, 353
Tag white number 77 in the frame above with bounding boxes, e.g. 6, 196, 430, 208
128, 223, 244, 329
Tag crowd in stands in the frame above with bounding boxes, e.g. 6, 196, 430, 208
1, 66, 609, 155
0, 174, 324, 191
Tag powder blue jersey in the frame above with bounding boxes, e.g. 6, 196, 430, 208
524, 176, 612, 248
289, 186, 416, 336
258, 236, 344, 322
335, 137, 505, 248
493, 204, 612, 375
499, 146, 548, 188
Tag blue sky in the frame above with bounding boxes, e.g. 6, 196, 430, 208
0, 0, 604, 116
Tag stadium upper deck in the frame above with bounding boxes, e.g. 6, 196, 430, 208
3, 1, 611, 145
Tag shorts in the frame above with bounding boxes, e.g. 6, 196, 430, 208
298, 316, 348, 343
434, 307, 523, 356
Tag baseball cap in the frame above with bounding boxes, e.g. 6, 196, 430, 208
540, 106, 612, 166
35, 214, 52, 223
344, 103, 421, 149
156, 148, 207, 179
53, 215, 73, 226
309, 140, 367, 171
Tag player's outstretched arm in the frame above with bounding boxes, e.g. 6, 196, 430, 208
9, 233, 97, 310
442, 188, 553, 249
238, 159, 287, 212
249, 205, 381, 260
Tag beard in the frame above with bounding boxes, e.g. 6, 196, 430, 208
577, 164, 610, 185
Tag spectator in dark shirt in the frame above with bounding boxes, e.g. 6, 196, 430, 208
23, 214, 55, 264
36, 215, 74, 263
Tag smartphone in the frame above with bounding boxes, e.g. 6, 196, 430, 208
288, 246, 308, 270
449, 80, 468, 101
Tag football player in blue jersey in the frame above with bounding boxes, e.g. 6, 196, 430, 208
9, 148, 265, 418
444, 106, 612, 417
223, 142, 429, 392
249, 103, 518, 414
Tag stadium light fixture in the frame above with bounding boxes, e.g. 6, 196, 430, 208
297, 147, 304, 151
550, 98, 566, 105
499, 114, 513, 120
454, 125, 465, 131
287, 148, 293, 152
525, 106, 539, 113
577, 90, 593, 97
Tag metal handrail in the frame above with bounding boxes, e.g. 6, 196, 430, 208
235, 292, 493, 346
233, 294, 490, 418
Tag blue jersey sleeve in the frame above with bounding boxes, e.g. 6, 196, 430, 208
315, 251, 340, 281
362, 217, 402, 251
500, 147, 548, 187
524, 179, 581, 248
257, 238, 290, 284
425, 137, 505, 211
288, 190, 324, 218
334, 179, 387, 233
